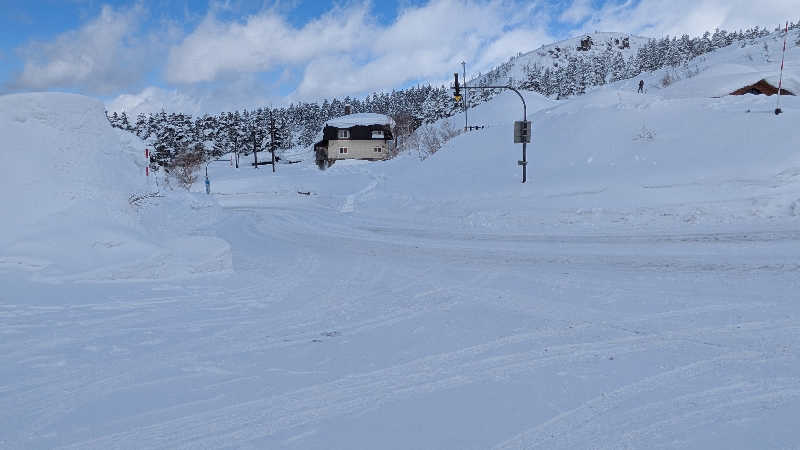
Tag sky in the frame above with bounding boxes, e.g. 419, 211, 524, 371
0, 0, 794, 114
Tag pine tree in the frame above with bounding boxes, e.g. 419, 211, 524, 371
119, 112, 132, 131
110, 111, 120, 129
610, 52, 627, 82
134, 113, 148, 139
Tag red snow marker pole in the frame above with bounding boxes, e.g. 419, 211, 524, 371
776, 21, 789, 115
145, 148, 150, 176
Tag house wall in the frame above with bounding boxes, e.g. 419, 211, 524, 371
327, 139, 389, 160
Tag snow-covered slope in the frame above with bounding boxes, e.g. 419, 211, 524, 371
658, 31, 800, 99
363, 28, 800, 233
563, 27, 800, 100
0, 92, 231, 281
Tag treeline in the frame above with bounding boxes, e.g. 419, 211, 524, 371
109, 22, 799, 170
107, 85, 461, 170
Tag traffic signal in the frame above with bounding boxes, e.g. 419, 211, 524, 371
453, 73, 462, 102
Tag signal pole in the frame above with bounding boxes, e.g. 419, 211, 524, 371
451, 74, 530, 183
461, 61, 469, 131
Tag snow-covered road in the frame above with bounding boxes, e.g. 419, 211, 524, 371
2, 191, 799, 449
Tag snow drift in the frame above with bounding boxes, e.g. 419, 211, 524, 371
0, 92, 231, 281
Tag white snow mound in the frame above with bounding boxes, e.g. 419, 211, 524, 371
0, 92, 231, 282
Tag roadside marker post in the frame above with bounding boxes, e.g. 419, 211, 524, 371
776, 21, 789, 115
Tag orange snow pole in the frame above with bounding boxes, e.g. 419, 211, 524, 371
776, 21, 789, 115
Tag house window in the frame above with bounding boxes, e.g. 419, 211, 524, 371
337, 129, 350, 139
371, 130, 384, 139
339, 147, 348, 154
374, 147, 382, 153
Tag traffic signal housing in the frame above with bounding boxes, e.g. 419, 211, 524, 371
453, 73, 462, 102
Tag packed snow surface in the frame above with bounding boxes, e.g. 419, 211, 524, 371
1, 32, 800, 449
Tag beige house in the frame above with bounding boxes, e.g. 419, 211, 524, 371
314, 111, 394, 168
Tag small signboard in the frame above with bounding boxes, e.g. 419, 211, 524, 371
514, 120, 531, 143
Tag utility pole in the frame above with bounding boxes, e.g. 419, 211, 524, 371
461, 61, 469, 131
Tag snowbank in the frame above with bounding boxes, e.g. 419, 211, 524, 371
0, 92, 231, 282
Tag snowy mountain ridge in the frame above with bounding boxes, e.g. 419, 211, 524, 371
468, 25, 786, 101
470, 32, 650, 87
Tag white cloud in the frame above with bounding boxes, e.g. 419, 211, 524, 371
166, 0, 556, 101
559, 0, 594, 24
107, 86, 197, 115
568, 0, 797, 38
10, 4, 152, 94
473, 27, 553, 71
165, 4, 377, 84
106, 75, 279, 116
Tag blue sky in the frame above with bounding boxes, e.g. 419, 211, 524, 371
1, 0, 791, 114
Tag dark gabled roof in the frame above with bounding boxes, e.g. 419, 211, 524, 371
729, 79, 795, 96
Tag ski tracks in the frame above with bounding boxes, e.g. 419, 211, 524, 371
59, 324, 749, 449
492, 352, 800, 449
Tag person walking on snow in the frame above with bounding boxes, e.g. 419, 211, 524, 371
638, 79, 645, 94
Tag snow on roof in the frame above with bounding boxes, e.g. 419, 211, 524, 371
326, 113, 394, 128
